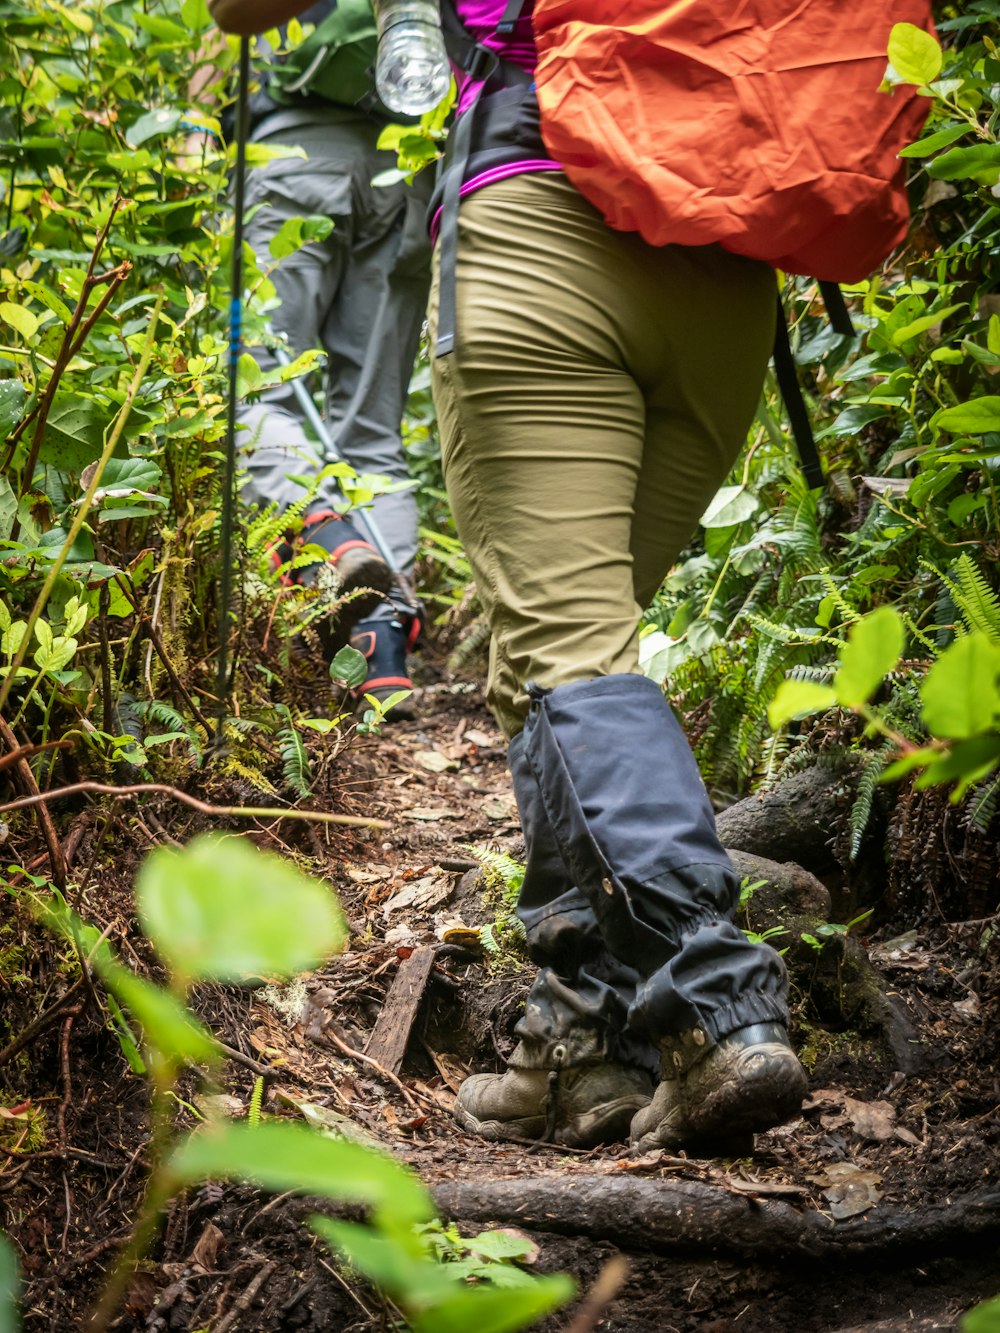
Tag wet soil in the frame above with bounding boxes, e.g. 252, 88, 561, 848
2, 676, 999, 1332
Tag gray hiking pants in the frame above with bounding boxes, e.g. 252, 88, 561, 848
239, 112, 433, 589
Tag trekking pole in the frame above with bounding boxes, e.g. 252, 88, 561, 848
215, 34, 251, 729
268, 338, 418, 610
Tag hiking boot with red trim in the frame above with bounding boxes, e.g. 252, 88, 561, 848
349, 611, 421, 720
267, 511, 393, 643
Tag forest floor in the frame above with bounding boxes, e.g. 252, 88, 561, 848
3, 659, 1000, 1333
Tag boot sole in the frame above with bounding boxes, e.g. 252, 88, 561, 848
456, 1093, 650, 1148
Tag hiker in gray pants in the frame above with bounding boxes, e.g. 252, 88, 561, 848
242, 112, 432, 699
207, 0, 433, 704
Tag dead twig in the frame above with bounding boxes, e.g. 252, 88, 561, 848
0, 782, 390, 829
322, 1029, 424, 1109
0, 976, 87, 1069
0, 715, 67, 889
562, 1255, 630, 1333
213, 1260, 277, 1333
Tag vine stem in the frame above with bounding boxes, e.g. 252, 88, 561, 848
0, 293, 163, 719
0, 781, 390, 829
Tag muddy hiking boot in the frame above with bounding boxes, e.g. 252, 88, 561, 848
350, 610, 422, 719
455, 1041, 653, 1147
268, 510, 393, 650
630, 1022, 807, 1155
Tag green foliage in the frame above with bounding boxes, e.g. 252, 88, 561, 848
0, 1235, 18, 1333
5, 833, 571, 1332
136, 832, 346, 986
963, 1294, 1000, 1333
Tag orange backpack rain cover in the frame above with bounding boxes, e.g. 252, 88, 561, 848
532, 1, 934, 282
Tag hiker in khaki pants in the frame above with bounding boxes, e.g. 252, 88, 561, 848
428, 0, 808, 1154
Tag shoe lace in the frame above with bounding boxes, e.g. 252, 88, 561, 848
541, 1042, 567, 1143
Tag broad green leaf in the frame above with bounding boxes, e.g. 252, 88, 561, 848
963, 1294, 1000, 1333
913, 735, 1000, 795
269, 215, 334, 260
0, 1234, 19, 1333
409, 1277, 576, 1333
890, 304, 963, 346
0, 303, 38, 340
133, 12, 189, 42
126, 107, 183, 147
887, 22, 942, 85
242, 143, 307, 169
0, 380, 26, 438
926, 144, 1000, 184
137, 833, 347, 985
921, 634, 1000, 739
933, 397, 1000, 435
0, 478, 16, 544
82, 456, 162, 499
169, 1122, 433, 1227
315, 1219, 446, 1299
700, 485, 759, 529
988, 316, 1000, 358
51, 1, 93, 32
881, 747, 940, 783
96, 957, 219, 1066
329, 644, 368, 689
834, 607, 904, 709
236, 353, 262, 397
38, 395, 113, 472
466, 1230, 538, 1262
767, 680, 836, 728
897, 124, 969, 158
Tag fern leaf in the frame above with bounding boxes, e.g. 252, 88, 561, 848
968, 774, 1000, 833
951, 554, 1000, 642
278, 724, 312, 799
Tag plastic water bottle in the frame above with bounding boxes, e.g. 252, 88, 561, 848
374, 0, 450, 116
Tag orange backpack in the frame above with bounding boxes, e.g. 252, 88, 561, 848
532, 1, 934, 282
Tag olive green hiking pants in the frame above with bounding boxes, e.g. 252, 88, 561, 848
429, 172, 776, 737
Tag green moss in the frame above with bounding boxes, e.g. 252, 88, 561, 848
795, 1022, 865, 1074
0, 1104, 47, 1154
0, 945, 30, 986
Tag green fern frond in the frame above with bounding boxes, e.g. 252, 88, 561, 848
278, 723, 312, 799
466, 845, 525, 903
818, 570, 863, 625
849, 741, 895, 861
968, 774, 1000, 833
951, 554, 1000, 642
787, 663, 835, 683
223, 757, 278, 796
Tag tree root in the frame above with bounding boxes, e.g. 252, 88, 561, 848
433, 1175, 1000, 1261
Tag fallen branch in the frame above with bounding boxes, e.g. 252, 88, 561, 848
0, 782, 390, 829
433, 1175, 1000, 1260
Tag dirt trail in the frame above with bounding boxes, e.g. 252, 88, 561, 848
4, 678, 1000, 1331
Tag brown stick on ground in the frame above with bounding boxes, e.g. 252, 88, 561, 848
364, 945, 436, 1076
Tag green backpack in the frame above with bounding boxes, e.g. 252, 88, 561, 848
267, 0, 388, 115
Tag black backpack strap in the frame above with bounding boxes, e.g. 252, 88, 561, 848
435, 0, 533, 358
819, 279, 855, 336
771, 282, 857, 490
772, 295, 825, 490
497, 0, 528, 35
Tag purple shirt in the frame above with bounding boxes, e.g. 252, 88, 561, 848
431, 0, 559, 235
